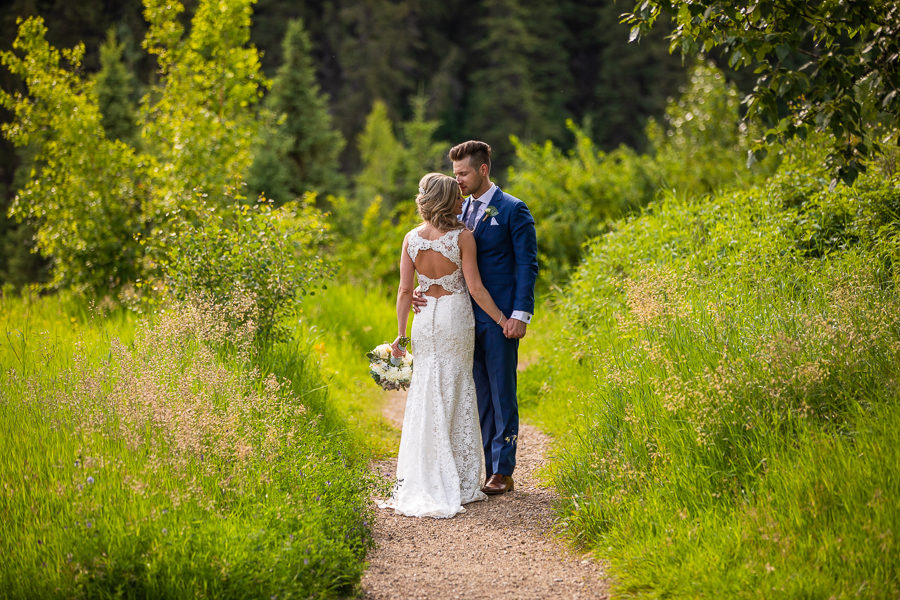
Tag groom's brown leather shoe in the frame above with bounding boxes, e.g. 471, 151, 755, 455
482, 473, 514, 495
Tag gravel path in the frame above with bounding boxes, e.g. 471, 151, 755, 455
361, 391, 609, 599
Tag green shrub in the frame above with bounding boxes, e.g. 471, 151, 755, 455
643, 60, 779, 196
1, 1, 268, 296
163, 193, 331, 343
505, 62, 779, 288
507, 122, 655, 287
0, 18, 144, 293
329, 194, 420, 294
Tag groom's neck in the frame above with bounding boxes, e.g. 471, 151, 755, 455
472, 180, 493, 199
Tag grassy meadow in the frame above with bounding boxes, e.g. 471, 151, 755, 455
0, 291, 376, 598
270, 282, 401, 457
517, 159, 900, 596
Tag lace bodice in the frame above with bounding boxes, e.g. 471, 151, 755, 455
407, 227, 467, 294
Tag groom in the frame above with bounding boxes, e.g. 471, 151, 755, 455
419, 140, 538, 495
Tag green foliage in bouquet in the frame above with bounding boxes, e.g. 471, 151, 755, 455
164, 192, 331, 344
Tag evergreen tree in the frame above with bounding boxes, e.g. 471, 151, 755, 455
397, 91, 449, 199
464, 0, 546, 171
328, 0, 420, 169
247, 18, 345, 203
562, 0, 686, 150
0, 158, 50, 290
354, 99, 404, 208
520, 0, 572, 146
93, 28, 137, 143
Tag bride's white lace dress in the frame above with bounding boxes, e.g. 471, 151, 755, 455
381, 226, 487, 518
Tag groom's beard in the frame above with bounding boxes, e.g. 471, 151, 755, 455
462, 174, 484, 197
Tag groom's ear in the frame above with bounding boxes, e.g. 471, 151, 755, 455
479, 162, 489, 177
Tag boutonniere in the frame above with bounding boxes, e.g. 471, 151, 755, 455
481, 205, 499, 222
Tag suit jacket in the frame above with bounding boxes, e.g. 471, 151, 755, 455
462, 187, 538, 324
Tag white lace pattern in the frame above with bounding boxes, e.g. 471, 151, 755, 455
406, 228, 468, 295
380, 227, 486, 518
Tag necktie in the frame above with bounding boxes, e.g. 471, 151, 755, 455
465, 200, 482, 229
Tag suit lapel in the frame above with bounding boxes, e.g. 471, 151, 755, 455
472, 187, 501, 236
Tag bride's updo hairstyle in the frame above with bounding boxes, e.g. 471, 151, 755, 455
416, 172, 463, 232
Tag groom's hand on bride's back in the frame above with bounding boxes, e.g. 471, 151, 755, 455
503, 318, 527, 339
410, 287, 427, 313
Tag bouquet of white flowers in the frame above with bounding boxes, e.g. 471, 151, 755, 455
367, 337, 413, 391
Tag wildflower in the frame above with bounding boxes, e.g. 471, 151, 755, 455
86, 476, 94, 485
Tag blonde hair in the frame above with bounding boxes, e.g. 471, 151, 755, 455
416, 173, 463, 231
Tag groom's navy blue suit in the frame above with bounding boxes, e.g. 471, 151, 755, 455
462, 187, 538, 477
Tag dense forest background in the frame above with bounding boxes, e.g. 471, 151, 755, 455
0, 0, 691, 289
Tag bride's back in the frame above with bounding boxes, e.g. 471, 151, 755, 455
410, 224, 464, 298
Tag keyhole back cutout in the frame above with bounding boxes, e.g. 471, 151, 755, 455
415, 249, 458, 297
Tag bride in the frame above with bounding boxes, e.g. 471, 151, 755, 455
382, 172, 510, 518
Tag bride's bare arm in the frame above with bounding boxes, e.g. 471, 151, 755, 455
459, 229, 507, 327
394, 233, 415, 354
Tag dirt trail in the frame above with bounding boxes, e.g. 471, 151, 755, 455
361, 391, 609, 599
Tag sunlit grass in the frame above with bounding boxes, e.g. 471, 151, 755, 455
290, 281, 402, 456
519, 168, 900, 597
1, 292, 373, 598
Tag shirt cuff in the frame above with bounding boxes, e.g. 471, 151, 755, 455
510, 310, 532, 324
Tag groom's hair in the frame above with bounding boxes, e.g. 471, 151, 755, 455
449, 140, 491, 171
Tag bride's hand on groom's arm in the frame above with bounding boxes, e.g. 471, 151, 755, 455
503, 318, 527, 339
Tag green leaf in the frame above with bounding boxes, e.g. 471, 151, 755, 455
629, 24, 642, 43
775, 43, 790, 62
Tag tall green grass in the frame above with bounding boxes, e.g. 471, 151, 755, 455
286, 281, 404, 457
519, 162, 900, 596
1, 292, 374, 598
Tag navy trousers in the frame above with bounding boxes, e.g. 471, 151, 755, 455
472, 320, 519, 477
